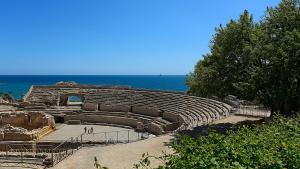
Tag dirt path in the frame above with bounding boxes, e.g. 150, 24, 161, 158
50, 115, 262, 169
51, 134, 173, 169
214, 115, 262, 124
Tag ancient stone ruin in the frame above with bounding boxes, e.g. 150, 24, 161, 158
0, 111, 55, 141
22, 83, 233, 135
0, 83, 235, 168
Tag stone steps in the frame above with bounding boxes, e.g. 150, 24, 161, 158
25, 86, 233, 133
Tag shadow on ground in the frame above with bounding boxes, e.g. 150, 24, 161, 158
179, 118, 268, 139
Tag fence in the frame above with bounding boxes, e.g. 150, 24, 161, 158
80, 130, 149, 144
235, 105, 271, 117
0, 129, 149, 167
50, 136, 82, 166
0, 141, 49, 168
0, 161, 44, 169
0, 136, 82, 168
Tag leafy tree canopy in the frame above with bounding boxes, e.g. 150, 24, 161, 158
187, 0, 300, 116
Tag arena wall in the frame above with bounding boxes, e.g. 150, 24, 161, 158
23, 84, 233, 134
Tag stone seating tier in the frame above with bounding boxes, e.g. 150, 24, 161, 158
24, 85, 233, 133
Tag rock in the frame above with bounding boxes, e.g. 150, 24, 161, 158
56, 81, 78, 87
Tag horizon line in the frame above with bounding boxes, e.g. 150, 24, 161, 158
0, 74, 187, 76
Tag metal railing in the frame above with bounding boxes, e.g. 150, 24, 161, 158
235, 105, 271, 117
0, 130, 149, 167
80, 130, 149, 144
0, 142, 48, 168
50, 136, 82, 166
0, 136, 82, 168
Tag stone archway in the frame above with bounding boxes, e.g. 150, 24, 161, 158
59, 94, 84, 106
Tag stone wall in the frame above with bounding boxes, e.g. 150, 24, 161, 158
132, 106, 161, 117
24, 86, 231, 117
23, 84, 233, 134
100, 104, 131, 112
82, 103, 98, 111
65, 114, 139, 128
0, 111, 55, 141
0, 111, 55, 130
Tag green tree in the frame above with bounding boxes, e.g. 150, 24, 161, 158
254, 0, 300, 115
188, 0, 300, 116
187, 54, 220, 97
187, 10, 257, 100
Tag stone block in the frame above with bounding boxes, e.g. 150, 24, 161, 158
67, 120, 81, 125
132, 106, 161, 117
136, 122, 144, 131
147, 122, 164, 135
165, 122, 179, 131
163, 112, 179, 122
100, 104, 130, 112
82, 103, 98, 111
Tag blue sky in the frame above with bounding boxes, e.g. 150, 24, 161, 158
0, 0, 281, 75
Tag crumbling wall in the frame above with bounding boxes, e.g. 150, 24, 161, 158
0, 111, 55, 141
0, 111, 55, 130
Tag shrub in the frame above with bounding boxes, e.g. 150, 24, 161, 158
156, 116, 300, 169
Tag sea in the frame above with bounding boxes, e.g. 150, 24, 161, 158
0, 75, 188, 100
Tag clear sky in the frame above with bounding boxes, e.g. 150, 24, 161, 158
0, 0, 281, 75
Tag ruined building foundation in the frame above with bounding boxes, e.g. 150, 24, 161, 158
0, 111, 55, 141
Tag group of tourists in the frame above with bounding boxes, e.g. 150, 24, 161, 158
84, 126, 94, 134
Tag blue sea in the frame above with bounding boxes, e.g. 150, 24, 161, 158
0, 75, 188, 100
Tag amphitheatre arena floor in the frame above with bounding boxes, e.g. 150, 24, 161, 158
42, 124, 144, 141
49, 115, 263, 169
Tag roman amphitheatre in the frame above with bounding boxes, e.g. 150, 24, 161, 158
0, 82, 268, 169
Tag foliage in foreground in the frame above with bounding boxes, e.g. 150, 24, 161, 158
135, 116, 300, 169
94, 157, 108, 169
187, 0, 300, 115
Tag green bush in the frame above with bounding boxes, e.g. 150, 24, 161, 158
156, 116, 300, 169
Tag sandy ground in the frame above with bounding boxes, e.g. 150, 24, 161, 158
50, 115, 261, 169
42, 124, 142, 142
214, 115, 262, 124
0, 115, 262, 169
0, 164, 44, 169
51, 134, 173, 169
